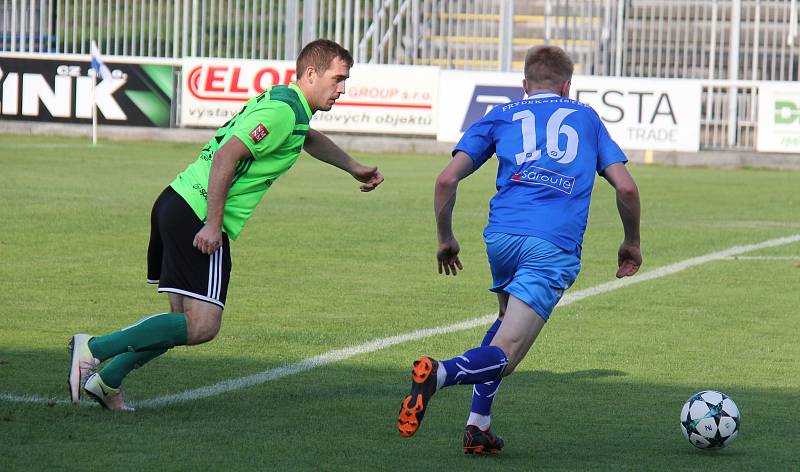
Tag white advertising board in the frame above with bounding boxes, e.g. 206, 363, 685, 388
181, 58, 297, 127
180, 59, 438, 135
436, 71, 702, 152
757, 82, 800, 153
310, 64, 438, 135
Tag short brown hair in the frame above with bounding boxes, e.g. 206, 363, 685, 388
524, 45, 574, 90
296, 39, 354, 75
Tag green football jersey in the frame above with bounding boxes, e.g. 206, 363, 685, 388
171, 83, 312, 240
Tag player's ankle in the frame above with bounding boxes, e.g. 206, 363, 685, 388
436, 363, 447, 390
467, 412, 491, 431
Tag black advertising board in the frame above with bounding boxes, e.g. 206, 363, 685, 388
0, 56, 174, 127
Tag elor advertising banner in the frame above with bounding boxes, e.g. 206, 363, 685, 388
180, 59, 438, 135
0, 56, 173, 127
757, 82, 800, 153
437, 71, 702, 152
181, 58, 297, 127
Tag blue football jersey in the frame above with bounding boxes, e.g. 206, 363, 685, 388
454, 92, 628, 255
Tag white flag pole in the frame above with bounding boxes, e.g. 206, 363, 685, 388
90, 68, 98, 146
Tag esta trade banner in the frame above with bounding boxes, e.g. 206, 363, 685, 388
757, 82, 800, 153
180, 59, 438, 135
0, 55, 174, 127
436, 71, 702, 152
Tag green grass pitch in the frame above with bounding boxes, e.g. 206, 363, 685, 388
0, 134, 799, 471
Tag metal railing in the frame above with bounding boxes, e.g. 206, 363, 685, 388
2, 0, 799, 149
421, 0, 617, 74
0, 0, 423, 61
3, 0, 797, 78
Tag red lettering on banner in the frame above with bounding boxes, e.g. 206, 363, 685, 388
349, 87, 400, 100
230, 67, 248, 93
188, 64, 297, 101
205, 67, 226, 92
254, 68, 279, 93
254, 68, 297, 92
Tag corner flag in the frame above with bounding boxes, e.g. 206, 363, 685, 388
89, 40, 111, 146
90, 41, 111, 81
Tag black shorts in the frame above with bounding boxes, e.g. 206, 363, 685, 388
147, 186, 231, 308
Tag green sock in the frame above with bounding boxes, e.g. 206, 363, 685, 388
88, 312, 188, 362
98, 348, 168, 388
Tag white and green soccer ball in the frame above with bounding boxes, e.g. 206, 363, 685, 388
680, 390, 740, 449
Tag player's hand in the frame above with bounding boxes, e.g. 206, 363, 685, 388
194, 225, 223, 255
351, 164, 384, 192
616, 240, 641, 278
437, 239, 463, 276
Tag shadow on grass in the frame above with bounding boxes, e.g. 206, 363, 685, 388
0, 349, 798, 471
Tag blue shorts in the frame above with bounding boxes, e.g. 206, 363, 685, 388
484, 232, 581, 321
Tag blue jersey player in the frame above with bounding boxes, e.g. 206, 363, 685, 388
397, 46, 642, 454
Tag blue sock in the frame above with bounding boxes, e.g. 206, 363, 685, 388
440, 345, 508, 388
471, 318, 504, 415
480, 318, 502, 346
471, 380, 502, 415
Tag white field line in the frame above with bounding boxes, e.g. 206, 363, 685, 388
722, 256, 800, 261
2, 234, 799, 409
0, 394, 68, 405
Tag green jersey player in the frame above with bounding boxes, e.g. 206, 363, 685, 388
68, 39, 384, 410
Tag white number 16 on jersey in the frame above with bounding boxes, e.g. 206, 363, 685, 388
513, 108, 579, 165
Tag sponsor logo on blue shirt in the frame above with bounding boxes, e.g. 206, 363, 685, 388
510, 166, 575, 194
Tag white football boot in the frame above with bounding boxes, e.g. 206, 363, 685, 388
67, 334, 99, 403
83, 373, 135, 412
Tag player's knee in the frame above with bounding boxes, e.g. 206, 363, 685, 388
193, 322, 220, 344
501, 362, 518, 378
501, 350, 523, 377
492, 339, 524, 373
184, 310, 222, 345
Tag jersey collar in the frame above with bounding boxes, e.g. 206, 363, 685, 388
526, 92, 560, 99
289, 82, 313, 120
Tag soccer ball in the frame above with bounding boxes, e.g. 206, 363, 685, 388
680, 390, 740, 449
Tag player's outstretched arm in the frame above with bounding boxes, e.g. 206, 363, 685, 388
602, 162, 642, 278
303, 128, 384, 192
435, 152, 475, 276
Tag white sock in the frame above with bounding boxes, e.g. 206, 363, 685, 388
467, 412, 492, 431
436, 363, 447, 390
